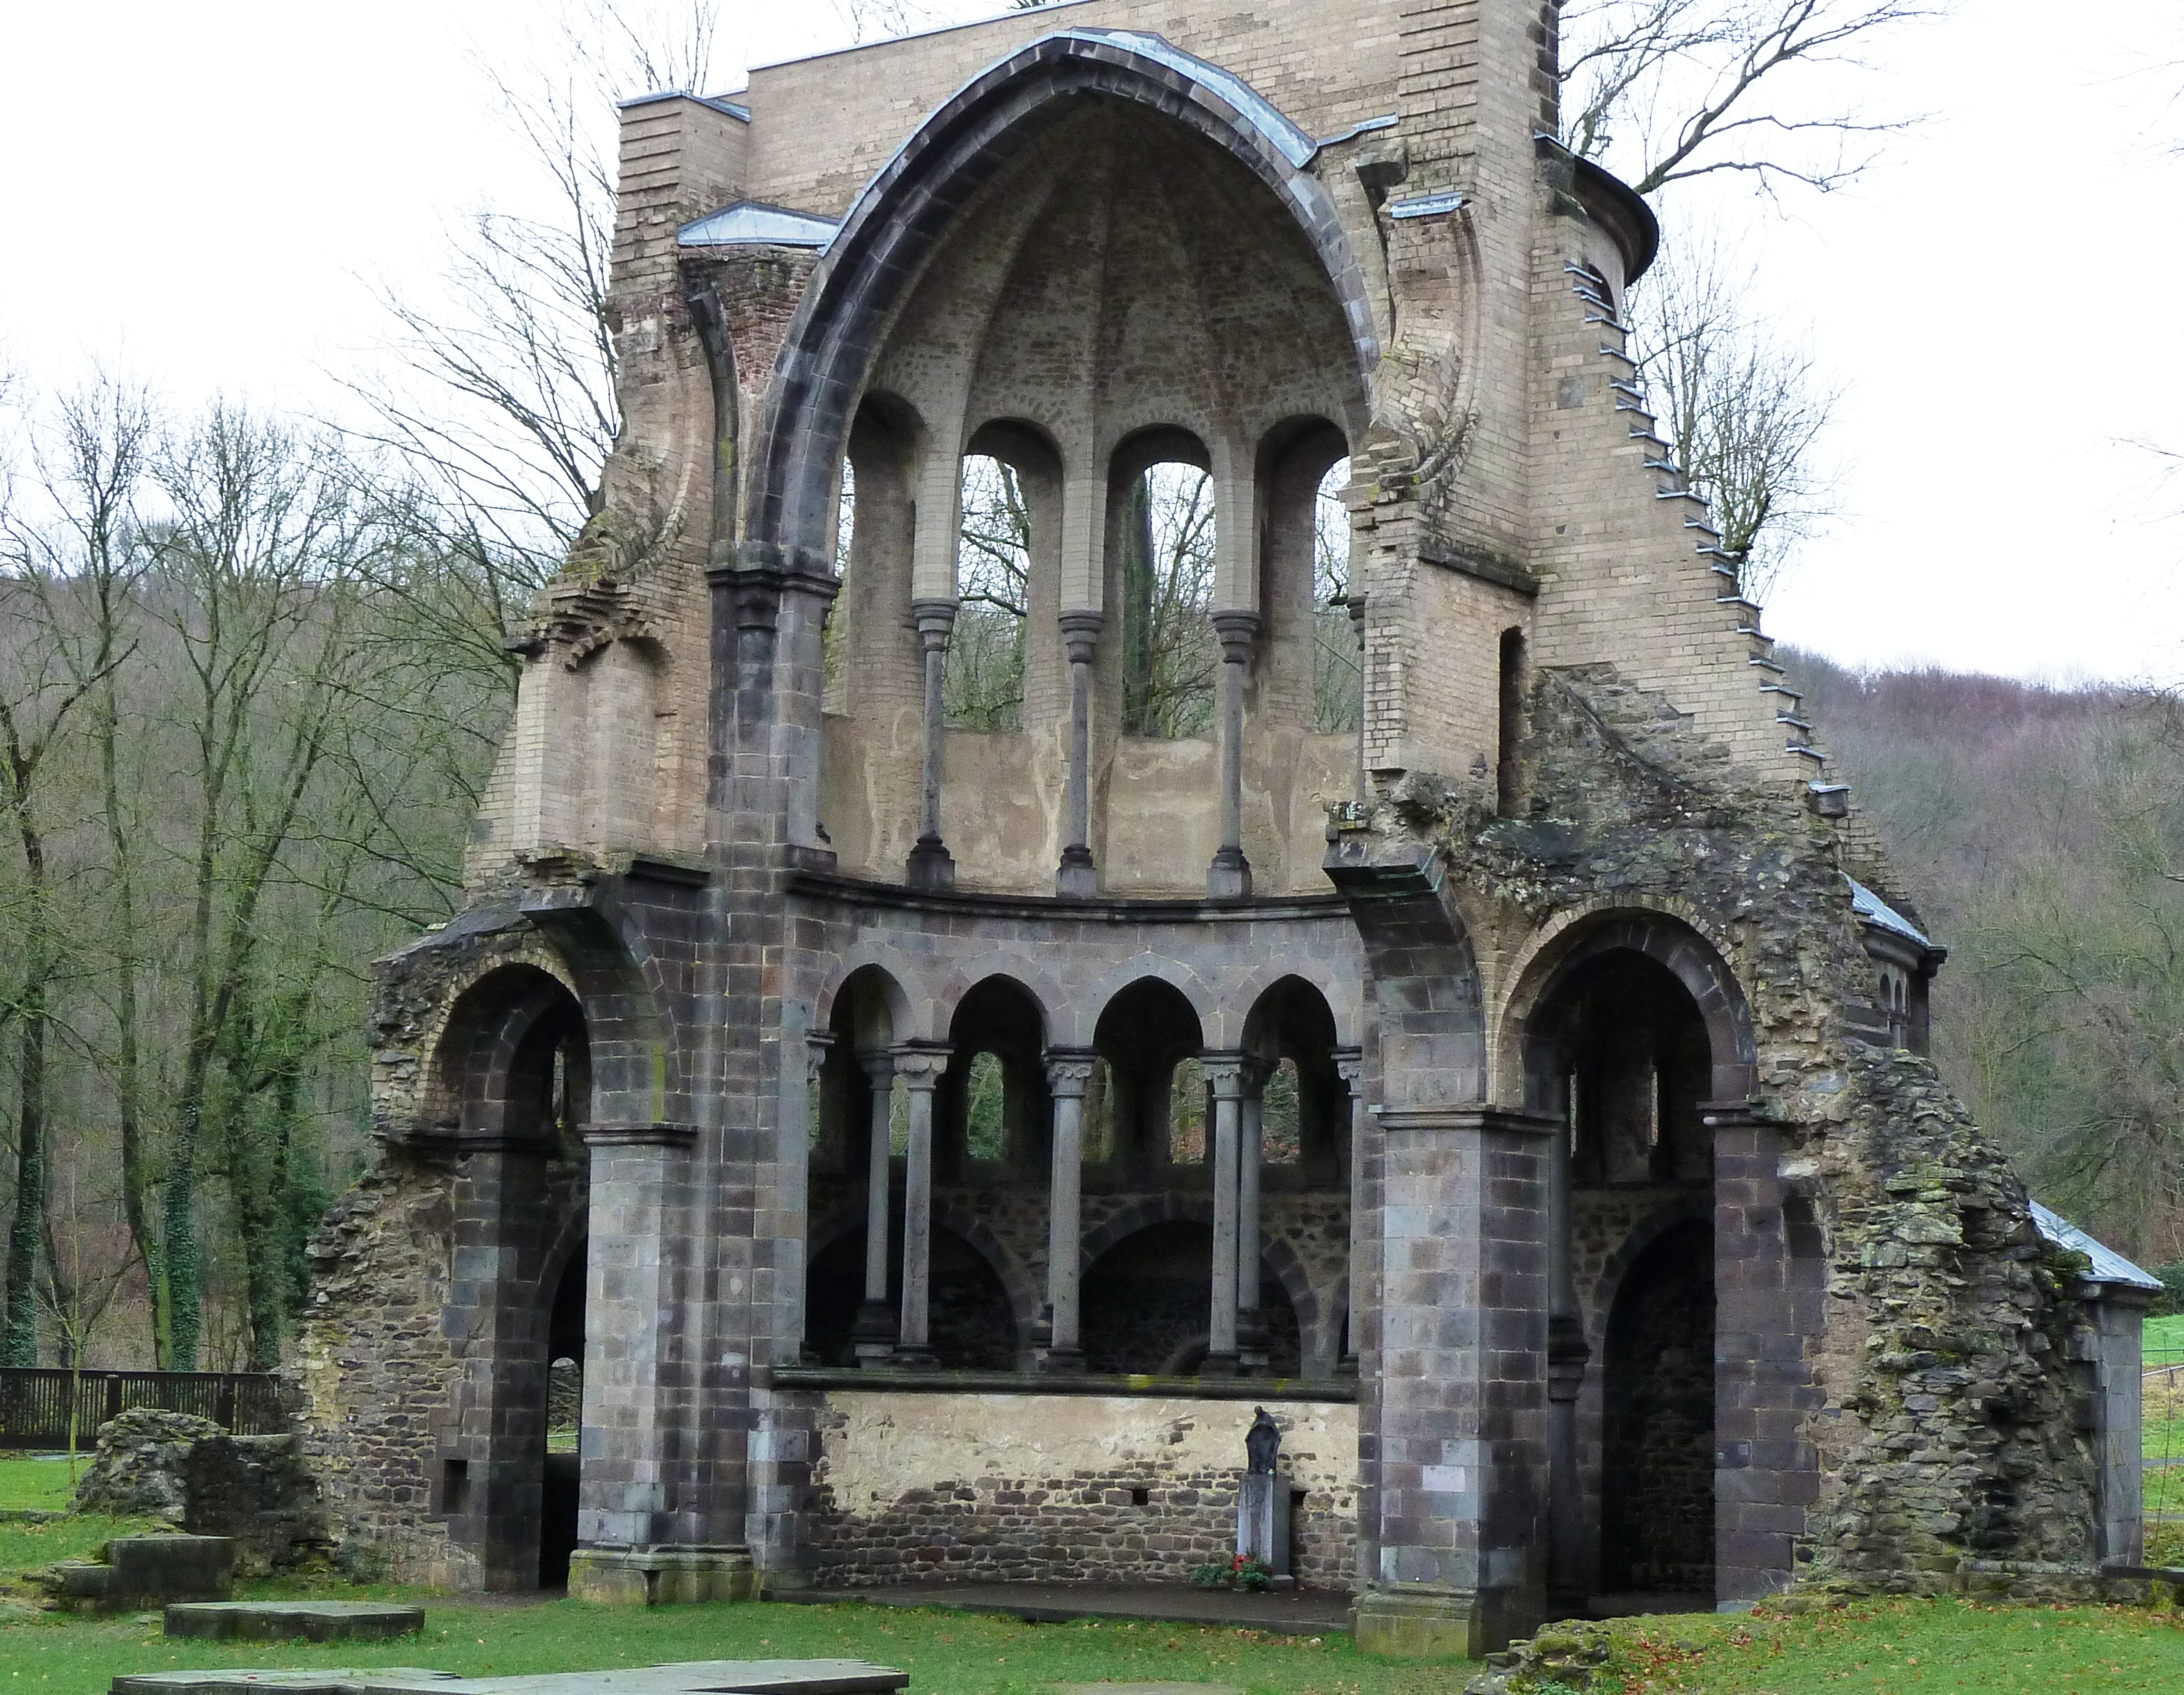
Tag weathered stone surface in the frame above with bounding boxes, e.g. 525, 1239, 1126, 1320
164, 1601, 425, 1642
72, 1408, 326, 1575
36, 1535, 236, 1612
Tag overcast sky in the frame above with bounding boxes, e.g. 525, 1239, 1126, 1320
1, 0, 2177, 687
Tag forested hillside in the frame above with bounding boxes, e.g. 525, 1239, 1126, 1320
1786, 650, 2184, 1268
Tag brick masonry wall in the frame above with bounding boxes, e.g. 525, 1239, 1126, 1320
798, 1390, 1358, 1590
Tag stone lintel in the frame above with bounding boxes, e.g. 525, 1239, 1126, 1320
1374, 1105, 1560, 1137
583, 1121, 702, 1149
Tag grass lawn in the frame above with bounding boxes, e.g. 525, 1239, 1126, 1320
6, 1590, 2184, 1694
0, 1457, 85, 1513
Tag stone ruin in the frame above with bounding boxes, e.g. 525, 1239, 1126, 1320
293, 0, 2160, 1658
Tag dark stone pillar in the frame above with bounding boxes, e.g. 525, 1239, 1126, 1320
1353, 1106, 1556, 1656
1208, 610, 1259, 898
1706, 1102, 1822, 1607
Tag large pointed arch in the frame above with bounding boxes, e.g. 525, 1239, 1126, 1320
744, 29, 1380, 562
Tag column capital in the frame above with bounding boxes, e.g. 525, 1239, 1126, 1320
1043, 1048, 1100, 1095
859, 1050, 900, 1087
1058, 608, 1104, 666
910, 597, 958, 651
1210, 608, 1261, 664
891, 1042, 952, 1089
1333, 1045, 1365, 1086
805, 1031, 836, 1082
1199, 1051, 1249, 1096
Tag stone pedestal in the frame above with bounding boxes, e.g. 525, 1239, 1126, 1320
1350, 1587, 1486, 1658
568, 1545, 756, 1605
1234, 1473, 1291, 1575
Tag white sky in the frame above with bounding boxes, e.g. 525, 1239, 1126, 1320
1, 0, 2178, 686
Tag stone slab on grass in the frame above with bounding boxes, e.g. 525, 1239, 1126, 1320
48, 1535, 235, 1611
112, 1659, 909, 1695
1047, 1686, 1246, 1695
164, 1600, 425, 1641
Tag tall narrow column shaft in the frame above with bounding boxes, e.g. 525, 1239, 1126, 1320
1208, 612, 1259, 898
1236, 1066, 1268, 1373
1043, 1051, 1096, 1371
907, 599, 957, 890
1334, 1048, 1364, 1376
1056, 612, 1101, 895
1546, 1109, 1590, 1609
851, 1054, 897, 1363
1346, 595, 1369, 808
894, 1048, 948, 1366
1203, 1056, 1247, 1374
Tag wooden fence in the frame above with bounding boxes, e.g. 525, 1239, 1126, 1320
0, 1369, 286, 1449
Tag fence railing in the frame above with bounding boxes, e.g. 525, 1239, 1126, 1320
0, 1369, 286, 1450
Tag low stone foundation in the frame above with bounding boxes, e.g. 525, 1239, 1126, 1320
796, 1389, 1356, 1590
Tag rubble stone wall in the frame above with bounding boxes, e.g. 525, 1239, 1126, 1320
797, 1389, 1358, 1590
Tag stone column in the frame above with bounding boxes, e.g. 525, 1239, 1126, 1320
1335, 1048, 1364, 1376
1351, 1106, 1556, 1659
1203, 1054, 1247, 1374
851, 1054, 898, 1364
1705, 1100, 1822, 1608
894, 1046, 951, 1367
1346, 595, 1369, 807
907, 599, 957, 889
1236, 1059, 1270, 1374
1056, 611, 1102, 895
1208, 611, 1260, 898
1042, 1050, 1098, 1372
1545, 1110, 1590, 1615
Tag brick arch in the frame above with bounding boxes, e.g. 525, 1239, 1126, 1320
803, 1201, 1036, 1364
426, 963, 588, 1145
744, 28, 1377, 567
1499, 903, 1759, 1107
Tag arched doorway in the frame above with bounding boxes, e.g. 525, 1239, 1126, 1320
1518, 920, 1739, 1612
1600, 1219, 1715, 1601
428, 964, 591, 1592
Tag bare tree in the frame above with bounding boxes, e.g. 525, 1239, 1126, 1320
1562, 0, 1937, 197
1628, 237, 1837, 604
351, 2, 722, 628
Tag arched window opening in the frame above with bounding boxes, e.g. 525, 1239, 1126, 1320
824, 456, 854, 710
963, 1050, 1007, 1161
1169, 1056, 1207, 1165
1498, 626, 1526, 817
946, 455, 1030, 730
1533, 950, 1711, 1188
1091, 979, 1205, 1183
1261, 1057, 1303, 1165
1312, 458, 1361, 734
1121, 463, 1217, 738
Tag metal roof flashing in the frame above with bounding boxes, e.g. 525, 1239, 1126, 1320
1846, 875, 1932, 951
2031, 1202, 2164, 1295
679, 201, 841, 250
617, 90, 751, 121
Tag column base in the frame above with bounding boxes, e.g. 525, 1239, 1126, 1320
1206, 847, 1252, 899
1056, 846, 1098, 896
890, 1344, 937, 1369
1350, 1586, 1486, 1658
907, 837, 955, 891
568, 1546, 755, 1606
1199, 1349, 1240, 1377
1038, 1346, 1086, 1374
